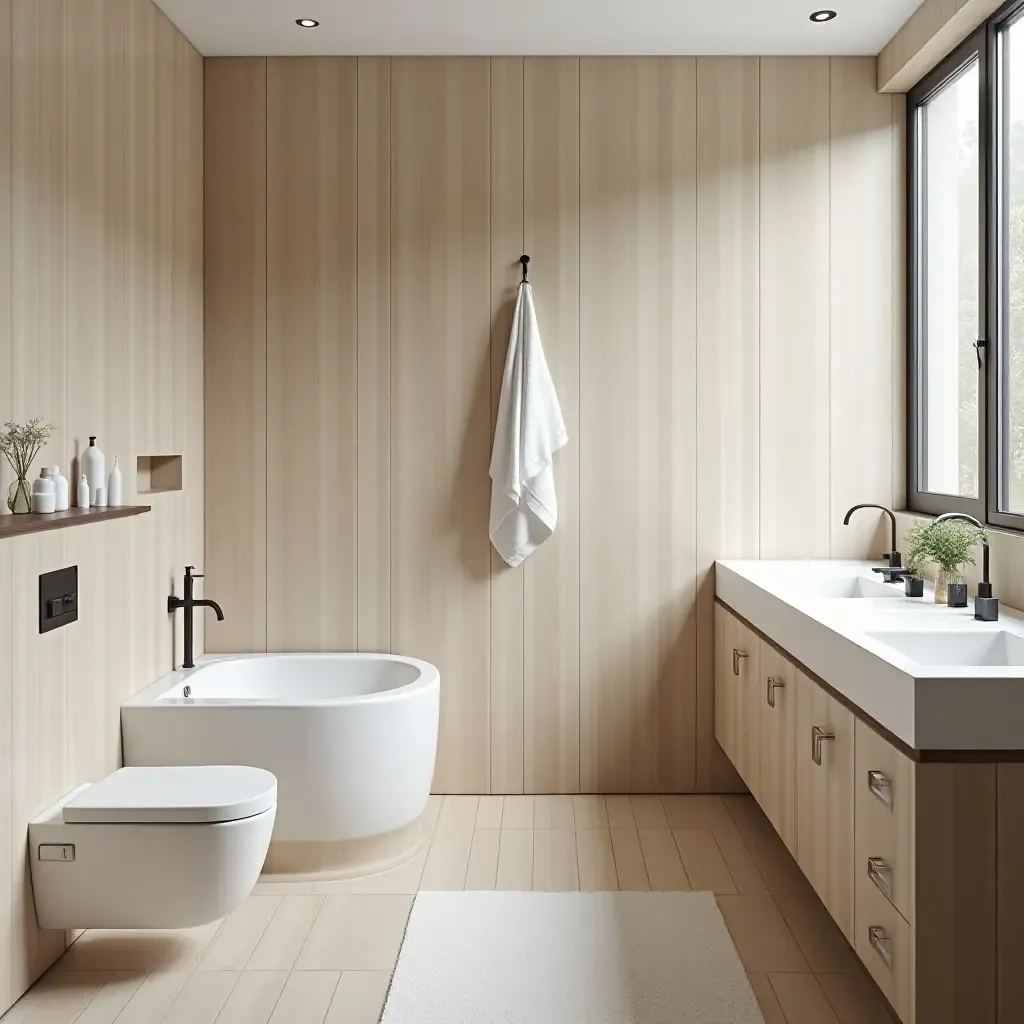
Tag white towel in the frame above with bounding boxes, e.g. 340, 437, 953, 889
489, 282, 567, 568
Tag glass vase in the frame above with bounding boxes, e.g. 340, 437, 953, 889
934, 569, 950, 605
6, 476, 31, 514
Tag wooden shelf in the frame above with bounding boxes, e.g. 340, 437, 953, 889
0, 505, 151, 540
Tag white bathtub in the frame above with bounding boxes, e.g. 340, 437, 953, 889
121, 654, 440, 851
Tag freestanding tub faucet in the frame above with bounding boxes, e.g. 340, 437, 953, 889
168, 566, 224, 669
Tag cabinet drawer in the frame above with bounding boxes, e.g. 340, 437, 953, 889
855, 720, 915, 923
856, 866, 914, 1023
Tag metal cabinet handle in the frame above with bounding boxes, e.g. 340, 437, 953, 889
868, 925, 893, 971
867, 770, 894, 809
766, 676, 785, 708
867, 857, 894, 901
732, 649, 749, 676
811, 726, 835, 766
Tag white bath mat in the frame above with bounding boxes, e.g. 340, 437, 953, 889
381, 891, 765, 1024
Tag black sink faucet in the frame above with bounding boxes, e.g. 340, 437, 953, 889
167, 566, 224, 669
934, 513, 998, 621
843, 504, 903, 581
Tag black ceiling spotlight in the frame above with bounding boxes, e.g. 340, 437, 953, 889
809, 9, 838, 22
295, 18, 320, 28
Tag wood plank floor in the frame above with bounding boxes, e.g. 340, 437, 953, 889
2, 795, 896, 1024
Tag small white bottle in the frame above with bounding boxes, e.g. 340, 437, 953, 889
107, 457, 123, 507
32, 469, 56, 514
82, 436, 106, 507
50, 466, 69, 512
77, 473, 90, 509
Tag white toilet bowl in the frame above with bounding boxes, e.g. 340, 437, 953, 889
29, 765, 276, 930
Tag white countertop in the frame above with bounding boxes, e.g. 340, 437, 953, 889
715, 559, 1024, 752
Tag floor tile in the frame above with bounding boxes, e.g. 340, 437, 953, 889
716, 894, 809, 974
463, 829, 500, 890
475, 796, 504, 829
817, 971, 899, 1024
312, 850, 427, 896
533, 795, 574, 829
576, 829, 618, 891
776, 895, 861, 974
10, 971, 110, 1023
422, 796, 444, 836
746, 972, 787, 1024
215, 971, 288, 1024
295, 895, 412, 972
662, 795, 734, 831
609, 828, 649, 891
709, 816, 770, 895
724, 796, 813, 897
604, 796, 635, 829
532, 830, 579, 891
59, 919, 223, 972
111, 971, 192, 1024
254, 881, 316, 895
200, 896, 282, 971
247, 896, 325, 971
324, 971, 391, 1024
572, 795, 608, 829
72, 971, 147, 1024
630, 796, 669, 829
266, 971, 339, 1024
673, 829, 737, 894
638, 830, 690, 891
500, 795, 534, 829
495, 829, 534, 890
162, 970, 238, 1024
419, 799, 476, 890
433, 796, 479, 831
768, 972, 841, 1024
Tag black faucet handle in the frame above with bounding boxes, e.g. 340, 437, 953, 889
185, 565, 204, 579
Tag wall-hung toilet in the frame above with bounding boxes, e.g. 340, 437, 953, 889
29, 765, 276, 930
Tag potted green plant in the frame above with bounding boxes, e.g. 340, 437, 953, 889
0, 419, 55, 514
916, 519, 985, 607
901, 524, 930, 598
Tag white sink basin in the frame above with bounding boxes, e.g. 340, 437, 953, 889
866, 630, 1024, 667
795, 576, 904, 600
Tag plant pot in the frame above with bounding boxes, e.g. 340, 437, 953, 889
947, 582, 969, 608
6, 477, 31, 514
904, 577, 924, 598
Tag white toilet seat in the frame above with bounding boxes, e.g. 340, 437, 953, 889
63, 765, 277, 824
29, 765, 277, 931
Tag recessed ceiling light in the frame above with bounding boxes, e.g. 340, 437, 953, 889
809, 9, 837, 22
295, 18, 319, 28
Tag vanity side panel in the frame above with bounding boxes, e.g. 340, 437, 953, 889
997, 763, 1024, 1023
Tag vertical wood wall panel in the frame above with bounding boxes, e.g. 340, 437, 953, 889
694, 57, 760, 793
759, 58, 831, 559
204, 55, 903, 796
205, 58, 267, 653
522, 57, 580, 795
356, 57, 392, 654
489, 57, 526, 795
578, 58, 698, 793
390, 59, 493, 793
266, 58, 358, 651
830, 58, 897, 558
12, 0, 66, 472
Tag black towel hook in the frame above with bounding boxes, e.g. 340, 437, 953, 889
519, 254, 530, 284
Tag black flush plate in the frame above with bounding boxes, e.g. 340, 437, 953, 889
39, 566, 78, 634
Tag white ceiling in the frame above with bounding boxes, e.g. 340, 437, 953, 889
152, 0, 925, 57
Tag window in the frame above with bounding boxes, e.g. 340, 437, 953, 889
908, 0, 1024, 529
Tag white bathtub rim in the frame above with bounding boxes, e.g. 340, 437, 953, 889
124, 652, 440, 708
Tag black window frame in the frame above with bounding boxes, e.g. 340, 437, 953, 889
907, 0, 1024, 531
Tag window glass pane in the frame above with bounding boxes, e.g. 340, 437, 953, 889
1003, 19, 1024, 513
920, 61, 980, 498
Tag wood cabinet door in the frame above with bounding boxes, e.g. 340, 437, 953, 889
714, 603, 760, 792
796, 669, 855, 940
759, 641, 798, 854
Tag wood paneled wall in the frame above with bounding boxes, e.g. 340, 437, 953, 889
0, 0, 203, 1013
205, 56, 904, 796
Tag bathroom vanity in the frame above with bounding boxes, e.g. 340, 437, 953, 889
715, 560, 1024, 1024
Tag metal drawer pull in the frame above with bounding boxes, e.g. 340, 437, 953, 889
811, 726, 835, 766
867, 770, 894, 809
732, 649, 749, 676
868, 925, 893, 971
766, 676, 784, 708
867, 857, 894, 901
